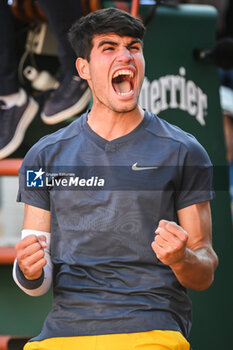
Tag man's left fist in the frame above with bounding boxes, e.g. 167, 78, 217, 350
151, 220, 189, 267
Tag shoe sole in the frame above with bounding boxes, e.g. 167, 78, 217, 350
41, 88, 91, 125
0, 98, 39, 159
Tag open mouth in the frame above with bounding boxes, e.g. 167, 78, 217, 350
112, 69, 134, 96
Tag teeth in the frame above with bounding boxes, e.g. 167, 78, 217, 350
116, 90, 133, 96
113, 70, 134, 79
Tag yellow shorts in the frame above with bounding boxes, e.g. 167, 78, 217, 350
24, 330, 190, 350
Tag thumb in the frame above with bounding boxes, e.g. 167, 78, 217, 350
37, 235, 47, 248
155, 219, 169, 233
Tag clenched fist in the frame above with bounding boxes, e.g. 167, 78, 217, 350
15, 235, 47, 280
151, 220, 189, 267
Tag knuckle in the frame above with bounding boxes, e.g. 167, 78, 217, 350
31, 242, 41, 252
35, 242, 42, 250
38, 249, 45, 259
159, 219, 167, 228
175, 241, 183, 250
151, 242, 158, 253
24, 235, 36, 245
165, 221, 175, 230
181, 232, 188, 242
15, 239, 25, 251
29, 234, 38, 241
159, 227, 166, 236
15, 242, 20, 251
17, 250, 25, 261
41, 258, 47, 266
151, 241, 156, 249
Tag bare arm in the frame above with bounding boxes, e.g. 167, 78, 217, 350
23, 203, 50, 231
151, 201, 218, 290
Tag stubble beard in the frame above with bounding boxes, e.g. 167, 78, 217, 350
95, 93, 139, 114
111, 103, 138, 114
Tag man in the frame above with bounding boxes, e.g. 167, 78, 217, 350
13, 8, 218, 350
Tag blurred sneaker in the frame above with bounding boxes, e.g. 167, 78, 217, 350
41, 75, 91, 125
0, 89, 38, 159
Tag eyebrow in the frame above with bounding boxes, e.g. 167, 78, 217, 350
97, 39, 142, 49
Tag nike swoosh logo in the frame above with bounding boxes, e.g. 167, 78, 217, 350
132, 162, 158, 171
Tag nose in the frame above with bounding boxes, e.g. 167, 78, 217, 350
116, 47, 132, 63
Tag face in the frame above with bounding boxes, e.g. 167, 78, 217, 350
77, 33, 145, 114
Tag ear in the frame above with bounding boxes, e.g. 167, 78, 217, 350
75, 58, 90, 80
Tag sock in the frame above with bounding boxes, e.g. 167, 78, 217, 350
0, 89, 27, 109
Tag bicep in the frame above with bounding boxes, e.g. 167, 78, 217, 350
23, 204, 51, 232
177, 201, 212, 251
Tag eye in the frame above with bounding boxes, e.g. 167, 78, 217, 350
103, 46, 115, 52
130, 45, 140, 52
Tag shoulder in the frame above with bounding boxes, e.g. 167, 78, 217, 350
20, 113, 86, 169
145, 110, 198, 146
145, 110, 212, 165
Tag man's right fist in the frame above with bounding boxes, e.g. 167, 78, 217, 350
15, 234, 47, 280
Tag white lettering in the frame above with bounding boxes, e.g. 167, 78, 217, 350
61, 178, 68, 186
179, 67, 186, 111
98, 179, 105, 186
139, 67, 208, 126
86, 177, 94, 186
150, 79, 160, 114
196, 87, 207, 126
160, 76, 169, 111
79, 179, 86, 186
46, 177, 53, 186
186, 80, 197, 116
169, 75, 180, 109
69, 177, 79, 186
139, 76, 150, 110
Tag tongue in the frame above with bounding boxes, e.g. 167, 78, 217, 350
113, 80, 131, 94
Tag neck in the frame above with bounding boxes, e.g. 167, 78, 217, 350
87, 105, 144, 141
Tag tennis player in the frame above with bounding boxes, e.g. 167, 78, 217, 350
13, 8, 218, 350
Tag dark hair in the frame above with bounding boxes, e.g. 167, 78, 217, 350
68, 8, 145, 61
